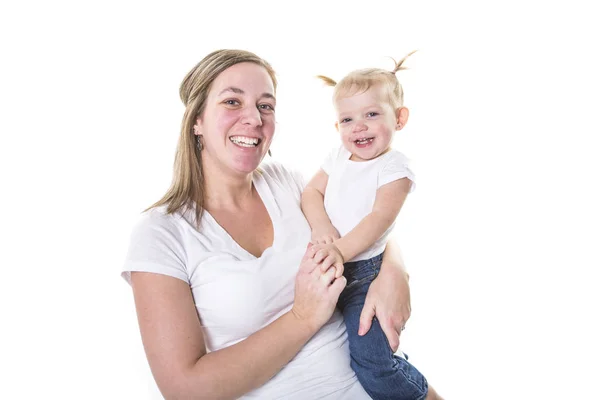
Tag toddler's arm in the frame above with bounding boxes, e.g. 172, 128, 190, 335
334, 178, 411, 262
301, 169, 340, 244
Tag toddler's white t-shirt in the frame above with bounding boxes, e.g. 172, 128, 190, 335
122, 161, 370, 399
322, 146, 416, 262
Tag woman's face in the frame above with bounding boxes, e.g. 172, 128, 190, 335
195, 62, 276, 177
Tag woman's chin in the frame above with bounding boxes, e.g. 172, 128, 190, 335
231, 156, 264, 175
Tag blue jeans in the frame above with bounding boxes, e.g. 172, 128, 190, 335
337, 253, 429, 400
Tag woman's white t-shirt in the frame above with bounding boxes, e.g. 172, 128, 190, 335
122, 162, 370, 399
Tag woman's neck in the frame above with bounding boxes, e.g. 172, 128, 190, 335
202, 161, 255, 211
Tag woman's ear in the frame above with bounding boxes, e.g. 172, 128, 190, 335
395, 107, 410, 130
193, 117, 202, 136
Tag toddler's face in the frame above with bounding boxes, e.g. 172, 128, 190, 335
334, 84, 399, 162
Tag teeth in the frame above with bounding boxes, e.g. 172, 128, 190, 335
355, 138, 374, 144
234, 142, 255, 147
230, 136, 259, 147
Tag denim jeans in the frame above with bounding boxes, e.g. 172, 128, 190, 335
337, 253, 429, 400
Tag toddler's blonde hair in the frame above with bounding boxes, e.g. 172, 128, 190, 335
317, 50, 416, 108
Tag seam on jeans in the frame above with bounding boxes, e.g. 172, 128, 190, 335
367, 318, 427, 396
345, 274, 377, 289
370, 263, 380, 277
394, 357, 428, 395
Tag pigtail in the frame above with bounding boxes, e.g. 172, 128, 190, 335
390, 50, 418, 74
316, 75, 337, 87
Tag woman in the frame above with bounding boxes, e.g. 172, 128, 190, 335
122, 49, 414, 399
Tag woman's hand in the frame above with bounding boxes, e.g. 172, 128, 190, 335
291, 244, 347, 334
359, 247, 411, 353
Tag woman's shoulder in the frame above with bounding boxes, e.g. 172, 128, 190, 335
128, 205, 191, 245
259, 160, 303, 182
258, 160, 306, 197
258, 160, 307, 202
135, 205, 182, 229
122, 206, 191, 285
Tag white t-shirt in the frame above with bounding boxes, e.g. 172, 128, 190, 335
322, 146, 416, 262
122, 162, 370, 400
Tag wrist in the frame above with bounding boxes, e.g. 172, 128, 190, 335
333, 238, 350, 263
313, 220, 334, 232
330, 242, 345, 263
287, 309, 320, 339
380, 261, 409, 280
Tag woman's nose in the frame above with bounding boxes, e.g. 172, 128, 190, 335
241, 106, 263, 127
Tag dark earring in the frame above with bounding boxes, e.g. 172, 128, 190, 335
268, 149, 272, 157
196, 135, 203, 151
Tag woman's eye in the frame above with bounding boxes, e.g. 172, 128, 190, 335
259, 103, 275, 112
224, 99, 240, 106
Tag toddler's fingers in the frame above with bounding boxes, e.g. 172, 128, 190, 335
335, 263, 344, 278
319, 253, 336, 272
313, 249, 327, 265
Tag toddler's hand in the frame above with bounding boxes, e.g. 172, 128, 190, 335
309, 243, 345, 279
311, 225, 341, 245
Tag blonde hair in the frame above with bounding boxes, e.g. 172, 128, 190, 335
146, 49, 277, 226
317, 50, 416, 109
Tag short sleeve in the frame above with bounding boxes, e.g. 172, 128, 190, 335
321, 147, 342, 175
378, 152, 416, 192
121, 209, 189, 285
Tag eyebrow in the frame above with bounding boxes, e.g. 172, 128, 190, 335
218, 86, 276, 102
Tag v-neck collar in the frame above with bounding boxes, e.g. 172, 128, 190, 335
203, 171, 278, 260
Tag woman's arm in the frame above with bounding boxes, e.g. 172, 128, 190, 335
358, 240, 411, 352
130, 249, 346, 400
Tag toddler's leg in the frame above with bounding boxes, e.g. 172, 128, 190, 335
338, 256, 429, 400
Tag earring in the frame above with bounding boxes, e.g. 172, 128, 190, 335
268, 149, 272, 157
196, 135, 203, 151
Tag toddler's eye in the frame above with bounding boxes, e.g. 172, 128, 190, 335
367, 112, 379, 117
340, 118, 352, 123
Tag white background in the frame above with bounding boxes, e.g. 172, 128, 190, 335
1, 1, 599, 399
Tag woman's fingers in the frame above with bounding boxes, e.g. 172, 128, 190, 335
329, 275, 347, 296
379, 316, 401, 353
319, 265, 337, 285
293, 261, 347, 332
